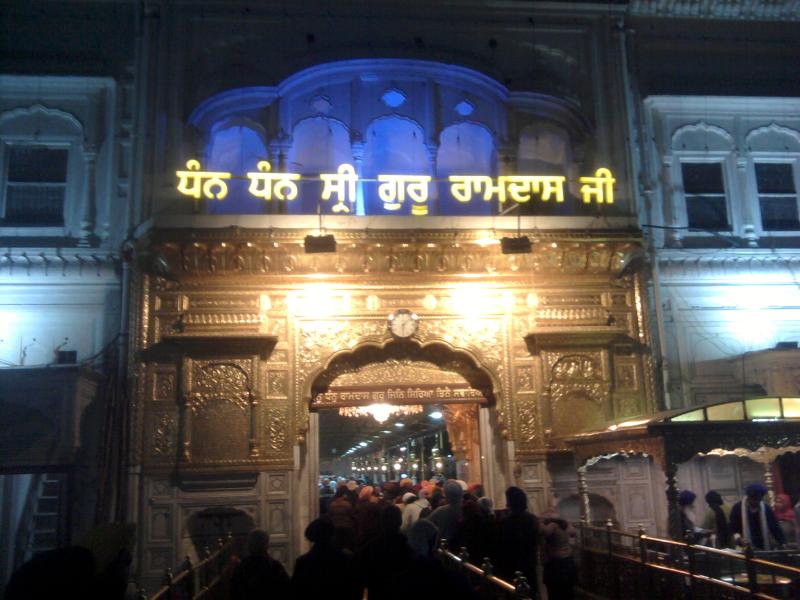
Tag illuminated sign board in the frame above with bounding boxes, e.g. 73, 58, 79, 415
176, 161, 615, 214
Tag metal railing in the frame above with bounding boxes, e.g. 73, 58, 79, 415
140, 534, 236, 600
437, 539, 533, 600
578, 521, 800, 600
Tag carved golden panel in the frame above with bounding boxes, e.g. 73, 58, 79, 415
149, 231, 641, 277
517, 398, 539, 445
615, 394, 642, 419
539, 294, 603, 306
148, 412, 176, 459
267, 349, 288, 364
152, 369, 176, 401
328, 359, 468, 387
616, 363, 638, 391
551, 385, 608, 436
136, 230, 653, 463
268, 371, 288, 396
266, 404, 288, 452
516, 365, 534, 391
188, 295, 261, 310
189, 359, 252, 416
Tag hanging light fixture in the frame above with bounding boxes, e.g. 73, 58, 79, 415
338, 403, 423, 423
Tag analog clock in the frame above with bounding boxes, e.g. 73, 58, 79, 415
388, 309, 419, 338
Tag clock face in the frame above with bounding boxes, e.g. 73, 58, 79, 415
388, 309, 419, 338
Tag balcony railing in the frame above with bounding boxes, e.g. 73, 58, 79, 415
140, 534, 236, 600
437, 539, 533, 600
578, 521, 800, 600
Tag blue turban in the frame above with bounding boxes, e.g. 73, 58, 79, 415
678, 490, 696, 506
745, 483, 768, 498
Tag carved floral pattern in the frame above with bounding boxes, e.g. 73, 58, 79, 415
152, 413, 175, 457
153, 371, 175, 400
190, 360, 252, 416
267, 406, 287, 451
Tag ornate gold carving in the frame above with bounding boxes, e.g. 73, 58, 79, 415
546, 351, 610, 437
188, 295, 261, 310
539, 295, 603, 306
615, 394, 641, 419
327, 358, 469, 387
517, 399, 538, 444
184, 313, 262, 326
537, 307, 608, 325
552, 354, 600, 381
267, 349, 288, 364
516, 366, 534, 391
268, 371, 287, 396
616, 364, 637, 391
267, 406, 287, 451
151, 413, 175, 457
149, 233, 642, 277
189, 360, 252, 416
152, 371, 176, 401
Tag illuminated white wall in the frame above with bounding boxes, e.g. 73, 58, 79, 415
0, 262, 119, 367
643, 97, 800, 407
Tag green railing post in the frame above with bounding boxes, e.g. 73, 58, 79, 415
163, 567, 173, 598
217, 537, 225, 582
744, 543, 759, 598
512, 571, 532, 600
684, 529, 697, 597
638, 525, 648, 598
606, 519, 619, 600
184, 555, 194, 599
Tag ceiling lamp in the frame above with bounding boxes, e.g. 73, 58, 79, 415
338, 403, 423, 423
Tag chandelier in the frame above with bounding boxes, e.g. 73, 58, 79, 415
338, 403, 423, 423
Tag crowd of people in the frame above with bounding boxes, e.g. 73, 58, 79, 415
229, 478, 576, 600
676, 483, 799, 550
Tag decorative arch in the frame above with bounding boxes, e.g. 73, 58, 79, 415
287, 116, 353, 214
362, 115, 429, 215
436, 121, 496, 215
296, 335, 508, 444
671, 121, 734, 152
745, 123, 800, 152
0, 104, 87, 237
205, 121, 268, 214
0, 104, 84, 138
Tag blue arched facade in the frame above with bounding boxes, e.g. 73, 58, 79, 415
187, 59, 592, 217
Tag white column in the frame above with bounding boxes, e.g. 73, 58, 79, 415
78, 148, 97, 247
662, 156, 683, 247
736, 153, 758, 247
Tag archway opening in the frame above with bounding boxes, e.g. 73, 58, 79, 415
309, 340, 499, 516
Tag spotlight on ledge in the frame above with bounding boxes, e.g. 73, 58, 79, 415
500, 236, 532, 254
304, 234, 337, 254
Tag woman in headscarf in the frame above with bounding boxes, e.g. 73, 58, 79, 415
773, 493, 797, 545
701, 490, 731, 548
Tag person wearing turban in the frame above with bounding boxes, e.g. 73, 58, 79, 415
700, 490, 731, 548
729, 483, 786, 550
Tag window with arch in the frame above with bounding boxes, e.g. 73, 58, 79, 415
0, 105, 85, 235
287, 117, 353, 214
746, 124, 800, 235
436, 122, 495, 215
205, 122, 268, 215
362, 116, 429, 216
670, 122, 736, 234
515, 122, 577, 215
